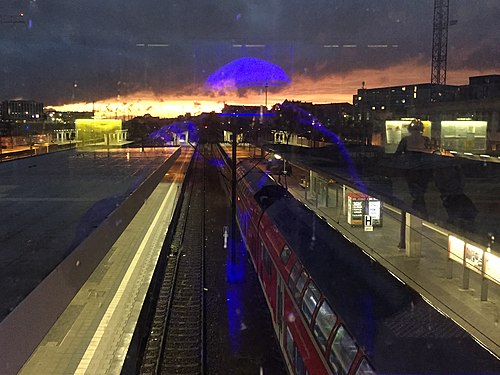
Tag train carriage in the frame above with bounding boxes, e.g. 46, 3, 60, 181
228, 153, 499, 375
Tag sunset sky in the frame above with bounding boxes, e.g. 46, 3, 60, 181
1, 1, 499, 118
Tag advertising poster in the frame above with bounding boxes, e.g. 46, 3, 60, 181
441, 120, 487, 153
448, 235, 465, 264
465, 243, 484, 273
347, 193, 365, 226
367, 198, 382, 227
484, 252, 500, 284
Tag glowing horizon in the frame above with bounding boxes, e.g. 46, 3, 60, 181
49, 63, 493, 119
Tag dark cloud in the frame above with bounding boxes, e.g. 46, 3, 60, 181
0, 0, 498, 103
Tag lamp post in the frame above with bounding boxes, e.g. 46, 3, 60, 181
265, 83, 268, 108
274, 153, 287, 189
231, 123, 237, 263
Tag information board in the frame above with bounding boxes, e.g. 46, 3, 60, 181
347, 193, 365, 226
347, 193, 383, 227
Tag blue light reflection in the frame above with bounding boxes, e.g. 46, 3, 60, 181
280, 102, 367, 193
218, 113, 275, 117
225, 235, 247, 353
207, 157, 225, 168
148, 121, 198, 144
206, 57, 291, 92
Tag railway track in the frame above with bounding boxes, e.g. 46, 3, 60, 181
140, 146, 206, 375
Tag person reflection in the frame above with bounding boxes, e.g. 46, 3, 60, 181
433, 155, 478, 230
395, 120, 433, 218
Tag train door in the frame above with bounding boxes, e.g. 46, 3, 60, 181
276, 276, 285, 346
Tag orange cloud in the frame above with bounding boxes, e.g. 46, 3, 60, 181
50, 62, 492, 118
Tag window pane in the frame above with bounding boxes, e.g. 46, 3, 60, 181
286, 326, 294, 362
355, 359, 376, 375
295, 346, 306, 375
313, 301, 337, 351
301, 282, 320, 324
280, 245, 291, 265
288, 261, 301, 289
294, 270, 308, 300
329, 325, 358, 375
263, 248, 272, 277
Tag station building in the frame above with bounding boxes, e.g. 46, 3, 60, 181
0, 100, 44, 123
352, 75, 500, 154
75, 118, 128, 147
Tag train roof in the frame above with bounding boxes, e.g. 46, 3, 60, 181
238, 161, 499, 374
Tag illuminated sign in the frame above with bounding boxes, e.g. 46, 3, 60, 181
367, 198, 382, 226
448, 235, 500, 286
448, 235, 465, 263
347, 193, 365, 226
485, 252, 500, 284
75, 119, 122, 132
465, 243, 483, 272
347, 194, 382, 227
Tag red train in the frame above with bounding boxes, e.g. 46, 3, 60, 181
226, 153, 499, 375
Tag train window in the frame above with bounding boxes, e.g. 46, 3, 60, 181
329, 325, 358, 375
313, 300, 337, 352
280, 245, 291, 265
286, 325, 308, 375
294, 270, 309, 301
288, 261, 302, 289
295, 347, 307, 375
286, 326, 294, 363
301, 281, 320, 325
261, 243, 272, 277
355, 358, 376, 375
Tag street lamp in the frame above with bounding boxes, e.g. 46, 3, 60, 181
274, 153, 287, 188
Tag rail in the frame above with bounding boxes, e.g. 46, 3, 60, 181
139, 145, 206, 374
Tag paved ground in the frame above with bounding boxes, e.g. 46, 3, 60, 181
0, 147, 177, 321
276, 143, 500, 248
19, 147, 193, 375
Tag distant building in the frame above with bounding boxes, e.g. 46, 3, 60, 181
456, 75, 500, 101
45, 109, 94, 127
410, 97, 500, 152
220, 104, 267, 143
410, 75, 500, 152
353, 83, 460, 123
352, 75, 500, 153
41, 110, 94, 144
313, 102, 353, 132
75, 119, 128, 147
1, 100, 44, 123
270, 100, 354, 146
221, 104, 265, 126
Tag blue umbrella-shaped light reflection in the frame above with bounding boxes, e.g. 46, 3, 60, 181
206, 57, 291, 92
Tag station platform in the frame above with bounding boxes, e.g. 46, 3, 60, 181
18, 147, 192, 374
223, 144, 500, 359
